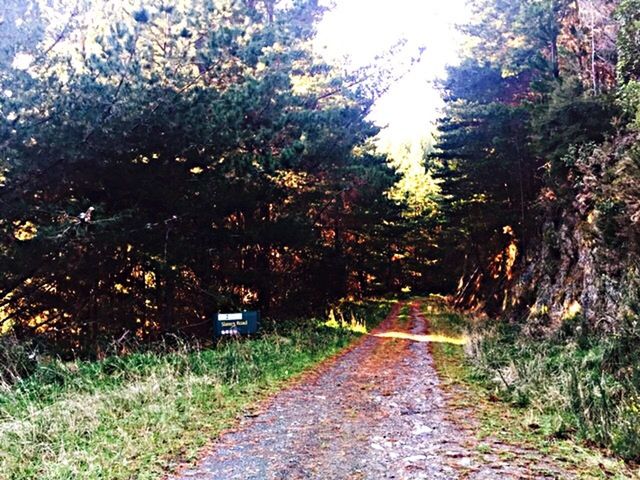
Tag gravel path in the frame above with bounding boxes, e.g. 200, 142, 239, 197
169, 302, 571, 480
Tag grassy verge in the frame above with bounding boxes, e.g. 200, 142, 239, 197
422, 299, 638, 479
0, 299, 394, 480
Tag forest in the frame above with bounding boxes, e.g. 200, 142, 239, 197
1, 0, 640, 478
0, 0, 436, 356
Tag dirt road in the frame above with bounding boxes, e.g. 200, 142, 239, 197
170, 301, 570, 479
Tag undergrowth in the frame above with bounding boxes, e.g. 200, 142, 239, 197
468, 316, 640, 462
422, 299, 637, 478
0, 299, 393, 480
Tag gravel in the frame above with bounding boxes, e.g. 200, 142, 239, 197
169, 302, 571, 480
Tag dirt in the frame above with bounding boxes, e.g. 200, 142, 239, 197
168, 301, 572, 479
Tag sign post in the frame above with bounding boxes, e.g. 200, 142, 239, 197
215, 311, 260, 337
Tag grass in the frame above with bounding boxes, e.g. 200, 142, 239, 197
421, 298, 639, 479
0, 299, 394, 480
397, 302, 411, 326
468, 318, 640, 461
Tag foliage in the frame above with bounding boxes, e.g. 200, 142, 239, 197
432, 60, 538, 309
0, 0, 413, 354
386, 138, 440, 218
0, 335, 40, 386
424, 300, 636, 477
531, 79, 619, 170
469, 319, 640, 460
616, 0, 640, 81
617, 80, 640, 127
432, 0, 638, 316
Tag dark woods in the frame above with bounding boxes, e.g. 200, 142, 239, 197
0, 0, 420, 356
3, 0, 640, 357
431, 0, 640, 328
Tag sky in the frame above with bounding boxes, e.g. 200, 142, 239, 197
10, 0, 470, 150
314, 0, 471, 149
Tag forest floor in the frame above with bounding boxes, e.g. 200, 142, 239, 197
168, 300, 625, 480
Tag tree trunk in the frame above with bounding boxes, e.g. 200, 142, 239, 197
551, 36, 560, 78
257, 203, 272, 313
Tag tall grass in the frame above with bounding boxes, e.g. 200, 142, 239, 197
468, 316, 640, 461
0, 299, 393, 480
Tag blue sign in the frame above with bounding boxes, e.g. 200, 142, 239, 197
215, 311, 260, 337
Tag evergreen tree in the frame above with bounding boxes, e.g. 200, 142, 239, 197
0, 0, 406, 353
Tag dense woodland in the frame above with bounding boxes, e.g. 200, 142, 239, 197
434, 0, 640, 337
2, 0, 640, 468
431, 1, 640, 459
1, 0, 640, 359
0, 0, 433, 356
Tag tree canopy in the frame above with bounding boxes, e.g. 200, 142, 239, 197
0, 0, 436, 355
4, 0, 639, 354
432, 0, 640, 321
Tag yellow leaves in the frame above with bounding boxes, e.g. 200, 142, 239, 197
0, 317, 14, 335
133, 155, 150, 164
506, 36, 527, 50
268, 41, 285, 53
564, 300, 582, 320
144, 271, 156, 288
28, 310, 59, 333
116, 270, 155, 293
189, 166, 204, 175
324, 308, 368, 334
273, 170, 309, 189
391, 253, 406, 262
13, 221, 37, 241
530, 304, 549, 316
291, 75, 316, 95
471, 193, 489, 204
385, 139, 440, 217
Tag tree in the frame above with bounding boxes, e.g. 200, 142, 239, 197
616, 0, 640, 81
0, 0, 403, 354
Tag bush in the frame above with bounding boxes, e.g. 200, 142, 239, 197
617, 0, 640, 82
617, 80, 640, 128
